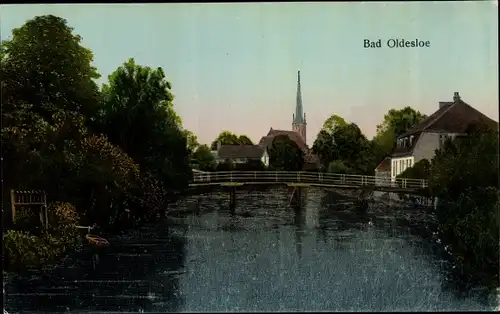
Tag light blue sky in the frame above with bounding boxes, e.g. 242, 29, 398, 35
1, 2, 498, 145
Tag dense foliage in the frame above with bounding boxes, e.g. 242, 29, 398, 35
210, 131, 254, 150
428, 127, 499, 289
268, 135, 304, 171
397, 159, 431, 180
4, 202, 80, 272
191, 145, 217, 171
312, 115, 377, 174
372, 107, 427, 161
2, 15, 195, 271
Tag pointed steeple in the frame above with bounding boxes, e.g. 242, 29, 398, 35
293, 70, 305, 124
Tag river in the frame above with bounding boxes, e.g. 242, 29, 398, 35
4, 187, 499, 313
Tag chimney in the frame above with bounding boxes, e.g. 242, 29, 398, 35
453, 92, 460, 102
217, 141, 221, 151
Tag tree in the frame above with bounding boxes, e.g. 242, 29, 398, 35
210, 131, 239, 150
268, 135, 304, 171
332, 123, 372, 174
1, 15, 101, 121
372, 107, 427, 159
428, 127, 499, 289
397, 159, 430, 180
327, 160, 349, 174
312, 130, 336, 170
184, 130, 199, 156
429, 127, 498, 200
192, 145, 216, 171
322, 114, 348, 134
95, 58, 191, 190
238, 135, 254, 145
210, 131, 253, 150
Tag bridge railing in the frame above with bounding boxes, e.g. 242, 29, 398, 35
192, 171, 428, 190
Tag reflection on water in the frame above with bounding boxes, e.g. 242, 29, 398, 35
4, 187, 498, 312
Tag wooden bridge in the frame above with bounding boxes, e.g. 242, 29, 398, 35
191, 171, 428, 194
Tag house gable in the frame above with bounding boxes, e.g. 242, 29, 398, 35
393, 93, 498, 159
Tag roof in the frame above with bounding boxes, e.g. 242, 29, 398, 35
392, 94, 498, 157
375, 157, 391, 172
398, 97, 498, 138
261, 128, 308, 150
217, 145, 263, 159
258, 128, 319, 164
391, 133, 421, 158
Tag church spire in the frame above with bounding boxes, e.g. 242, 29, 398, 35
294, 70, 304, 124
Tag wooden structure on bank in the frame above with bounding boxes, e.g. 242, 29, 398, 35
10, 189, 48, 229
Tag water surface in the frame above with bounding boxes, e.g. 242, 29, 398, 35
4, 187, 498, 312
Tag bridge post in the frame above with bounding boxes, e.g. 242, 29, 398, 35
298, 172, 301, 182
229, 186, 236, 214
230, 172, 233, 182
275, 171, 278, 182
254, 172, 257, 181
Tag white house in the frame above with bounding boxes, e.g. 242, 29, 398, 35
390, 92, 498, 181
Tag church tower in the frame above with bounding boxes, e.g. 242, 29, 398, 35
292, 70, 307, 144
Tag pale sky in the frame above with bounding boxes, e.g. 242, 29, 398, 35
1, 2, 498, 145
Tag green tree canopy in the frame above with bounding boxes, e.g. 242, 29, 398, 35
428, 127, 499, 288
238, 135, 254, 145
192, 144, 216, 171
268, 135, 304, 171
1, 15, 101, 121
311, 129, 337, 170
372, 107, 427, 159
322, 114, 348, 134
184, 130, 199, 156
210, 131, 253, 150
332, 123, 373, 174
95, 58, 191, 189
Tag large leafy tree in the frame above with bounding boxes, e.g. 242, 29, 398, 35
1, 15, 101, 121
268, 135, 304, 171
210, 131, 253, 150
372, 107, 427, 159
238, 135, 254, 145
428, 127, 499, 288
95, 58, 191, 189
322, 114, 348, 134
184, 130, 199, 156
332, 123, 373, 174
192, 145, 217, 171
311, 130, 336, 170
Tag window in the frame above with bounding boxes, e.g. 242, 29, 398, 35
409, 135, 414, 146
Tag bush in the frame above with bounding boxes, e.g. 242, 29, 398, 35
437, 189, 499, 289
4, 201, 80, 272
12, 207, 42, 232
327, 160, 349, 174
397, 159, 430, 180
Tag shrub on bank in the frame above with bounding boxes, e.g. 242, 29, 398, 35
3, 202, 80, 272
